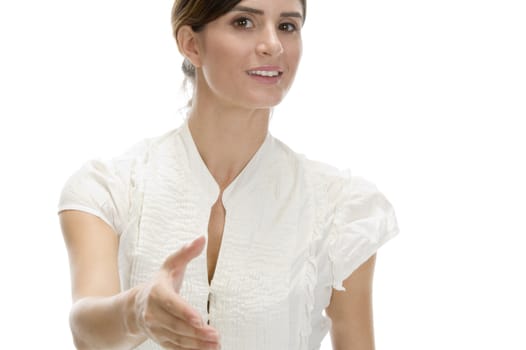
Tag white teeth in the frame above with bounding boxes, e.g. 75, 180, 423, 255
248, 70, 280, 77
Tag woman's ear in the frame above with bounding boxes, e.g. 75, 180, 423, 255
177, 25, 202, 68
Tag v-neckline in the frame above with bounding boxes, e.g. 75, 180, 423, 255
180, 118, 273, 209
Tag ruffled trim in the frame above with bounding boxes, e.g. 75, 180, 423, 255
299, 167, 335, 349
121, 139, 150, 290
328, 172, 399, 291
121, 139, 150, 234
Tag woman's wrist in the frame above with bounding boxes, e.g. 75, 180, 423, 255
122, 285, 145, 338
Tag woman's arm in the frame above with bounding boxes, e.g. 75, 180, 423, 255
60, 210, 221, 350
60, 210, 146, 349
325, 254, 377, 350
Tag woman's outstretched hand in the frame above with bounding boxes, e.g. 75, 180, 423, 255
131, 236, 221, 350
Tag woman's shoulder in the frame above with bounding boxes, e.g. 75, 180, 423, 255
270, 136, 350, 186
117, 127, 180, 161
270, 136, 388, 207
301, 157, 371, 202
85, 127, 181, 174
60, 127, 182, 197
57, 127, 182, 233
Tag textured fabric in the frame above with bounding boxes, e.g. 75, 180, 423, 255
58, 118, 399, 350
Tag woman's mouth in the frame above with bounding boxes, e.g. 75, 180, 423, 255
247, 70, 282, 77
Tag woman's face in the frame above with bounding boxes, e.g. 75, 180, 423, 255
194, 0, 304, 109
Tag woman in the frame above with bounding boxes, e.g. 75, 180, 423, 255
58, 0, 399, 349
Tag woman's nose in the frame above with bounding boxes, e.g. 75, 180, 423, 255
256, 26, 284, 57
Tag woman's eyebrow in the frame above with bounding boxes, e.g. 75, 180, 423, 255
232, 5, 264, 15
232, 6, 303, 20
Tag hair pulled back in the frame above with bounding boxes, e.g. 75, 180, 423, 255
171, 0, 306, 81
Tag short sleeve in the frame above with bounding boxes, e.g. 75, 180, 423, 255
58, 157, 133, 235
328, 174, 399, 291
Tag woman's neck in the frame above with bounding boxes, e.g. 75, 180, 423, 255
186, 101, 270, 191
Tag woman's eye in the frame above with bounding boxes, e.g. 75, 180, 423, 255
233, 17, 254, 29
279, 22, 297, 32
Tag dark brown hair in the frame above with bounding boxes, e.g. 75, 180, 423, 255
171, 0, 307, 79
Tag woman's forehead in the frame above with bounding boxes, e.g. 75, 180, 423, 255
234, 0, 303, 13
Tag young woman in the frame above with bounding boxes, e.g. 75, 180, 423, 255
58, 0, 399, 349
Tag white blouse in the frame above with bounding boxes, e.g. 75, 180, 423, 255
58, 118, 399, 350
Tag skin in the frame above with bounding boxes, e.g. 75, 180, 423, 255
326, 255, 377, 350
60, 0, 377, 349
60, 212, 219, 350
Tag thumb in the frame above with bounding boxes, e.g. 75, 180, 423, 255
162, 235, 206, 272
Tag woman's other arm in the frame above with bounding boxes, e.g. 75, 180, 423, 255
60, 210, 220, 350
325, 254, 377, 350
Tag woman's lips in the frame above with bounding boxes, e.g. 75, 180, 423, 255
246, 66, 283, 84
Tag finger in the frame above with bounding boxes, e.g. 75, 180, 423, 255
159, 339, 221, 350
157, 287, 207, 329
150, 302, 220, 343
162, 236, 206, 272
156, 325, 220, 349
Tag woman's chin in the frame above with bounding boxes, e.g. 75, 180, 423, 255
243, 92, 288, 109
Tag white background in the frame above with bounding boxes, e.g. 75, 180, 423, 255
1, 0, 525, 348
